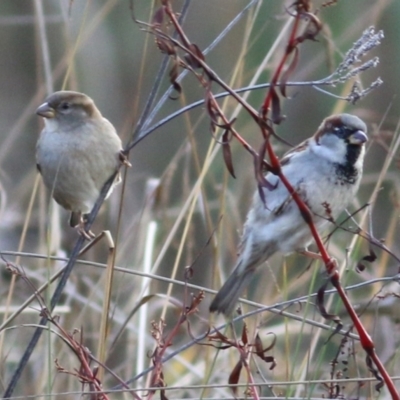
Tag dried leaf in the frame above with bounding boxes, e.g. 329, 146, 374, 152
152, 6, 164, 26
208, 328, 232, 346
270, 87, 284, 124
255, 139, 277, 192
185, 43, 205, 69
155, 37, 175, 56
356, 263, 366, 273
254, 334, 263, 356
271, 87, 285, 125
206, 94, 220, 128
160, 389, 169, 400
188, 290, 205, 312
191, 43, 205, 61
256, 333, 276, 353
222, 128, 236, 178
241, 323, 248, 345
356, 247, 376, 272
168, 60, 182, 99
254, 334, 277, 369
280, 48, 299, 98
362, 248, 377, 263
296, 12, 322, 43
366, 355, 384, 392
228, 360, 243, 394
317, 281, 341, 325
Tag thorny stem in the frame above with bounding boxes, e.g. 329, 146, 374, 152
244, 358, 260, 400
147, 290, 201, 399
53, 325, 110, 400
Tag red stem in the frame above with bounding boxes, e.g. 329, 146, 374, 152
261, 15, 300, 119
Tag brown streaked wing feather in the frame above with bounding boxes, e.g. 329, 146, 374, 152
280, 139, 309, 166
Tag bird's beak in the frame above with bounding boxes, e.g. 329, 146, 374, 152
348, 130, 368, 145
36, 102, 55, 119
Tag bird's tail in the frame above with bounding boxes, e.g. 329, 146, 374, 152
209, 266, 254, 316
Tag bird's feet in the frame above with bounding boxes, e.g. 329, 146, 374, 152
70, 212, 95, 240
78, 226, 95, 240
78, 218, 95, 240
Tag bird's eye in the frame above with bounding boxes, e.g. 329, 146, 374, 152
60, 102, 71, 111
332, 126, 346, 138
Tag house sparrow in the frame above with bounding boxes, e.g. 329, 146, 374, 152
210, 114, 367, 315
36, 90, 129, 237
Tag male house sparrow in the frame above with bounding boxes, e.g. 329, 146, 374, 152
210, 114, 367, 315
36, 90, 129, 237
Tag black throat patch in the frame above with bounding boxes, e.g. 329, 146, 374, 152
334, 144, 362, 185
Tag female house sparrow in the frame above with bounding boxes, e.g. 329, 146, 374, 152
36, 91, 129, 237
210, 114, 367, 315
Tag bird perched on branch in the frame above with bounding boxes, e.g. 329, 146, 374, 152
36, 90, 130, 238
210, 114, 367, 315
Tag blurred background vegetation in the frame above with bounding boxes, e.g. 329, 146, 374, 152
0, 0, 399, 398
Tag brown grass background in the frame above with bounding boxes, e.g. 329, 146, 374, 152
0, 0, 399, 398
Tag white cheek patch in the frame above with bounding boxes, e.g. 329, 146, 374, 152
354, 145, 365, 169
311, 135, 347, 164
